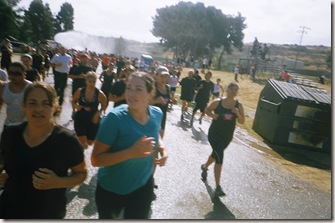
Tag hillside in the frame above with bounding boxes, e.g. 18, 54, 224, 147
144, 42, 331, 78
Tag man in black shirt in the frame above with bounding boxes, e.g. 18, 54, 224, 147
190, 71, 214, 126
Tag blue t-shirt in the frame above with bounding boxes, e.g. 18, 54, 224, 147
95, 104, 162, 195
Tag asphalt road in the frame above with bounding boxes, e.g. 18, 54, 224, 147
0, 70, 330, 220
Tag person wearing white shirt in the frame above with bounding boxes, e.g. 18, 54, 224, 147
0, 69, 8, 83
50, 46, 72, 106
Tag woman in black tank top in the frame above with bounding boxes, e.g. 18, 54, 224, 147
200, 82, 245, 197
72, 72, 108, 149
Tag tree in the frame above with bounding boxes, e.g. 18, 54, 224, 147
0, 0, 20, 39
26, 0, 54, 42
56, 2, 74, 32
151, 1, 246, 66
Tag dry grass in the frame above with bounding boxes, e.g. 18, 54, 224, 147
176, 68, 331, 141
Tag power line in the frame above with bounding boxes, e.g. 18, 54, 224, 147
294, 26, 311, 69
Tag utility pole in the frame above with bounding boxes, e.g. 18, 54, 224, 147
294, 26, 311, 69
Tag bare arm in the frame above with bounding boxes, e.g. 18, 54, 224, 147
71, 88, 82, 112
232, 102, 245, 124
98, 90, 108, 113
91, 136, 155, 167
154, 136, 167, 167
205, 99, 220, 120
32, 161, 87, 190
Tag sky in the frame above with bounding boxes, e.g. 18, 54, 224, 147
17, 0, 331, 46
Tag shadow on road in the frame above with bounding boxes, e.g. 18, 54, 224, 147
67, 174, 98, 216
202, 181, 236, 220
191, 126, 209, 145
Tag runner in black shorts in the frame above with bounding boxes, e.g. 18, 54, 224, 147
190, 71, 214, 126
200, 82, 245, 197
179, 70, 196, 121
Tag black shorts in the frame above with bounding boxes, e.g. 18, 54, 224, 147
180, 95, 193, 102
213, 92, 219, 97
74, 110, 99, 140
193, 101, 207, 113
95, 176, 154, 219
170, 87, 176, 92
208, 128, 232, 164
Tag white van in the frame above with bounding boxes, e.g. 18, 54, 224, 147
139, 54, 153, 72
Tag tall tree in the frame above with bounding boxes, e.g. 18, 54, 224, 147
56, 2, 74, 32
0, 0, 20, 39
152, 1, 246, 66
26, 0, 54, 42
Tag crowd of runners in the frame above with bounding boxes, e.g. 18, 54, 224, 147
0, 39, 245, 219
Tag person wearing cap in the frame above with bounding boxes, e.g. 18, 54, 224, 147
68, 53, 94, 119
0, 62, 32, 128
150, 66, 171, 138
21, 54, 41, 82
50, 46, 72, 106
99, 63, 117, 104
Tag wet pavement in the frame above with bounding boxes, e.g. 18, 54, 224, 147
0, 68, 331, 220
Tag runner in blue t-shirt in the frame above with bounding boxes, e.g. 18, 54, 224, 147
91, 71, 167, 219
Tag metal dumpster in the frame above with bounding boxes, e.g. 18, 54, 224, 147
252, 79, 331, 152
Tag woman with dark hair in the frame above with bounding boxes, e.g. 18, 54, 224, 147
0, 82, 87, 219
91, 71, 167, 219
200, 82, 245, 197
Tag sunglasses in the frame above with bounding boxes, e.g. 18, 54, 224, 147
8, 71, 24, 76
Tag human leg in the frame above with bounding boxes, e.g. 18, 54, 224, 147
95, 183, 124, 219
58, 75, 68, 105
124, 176, 154, 219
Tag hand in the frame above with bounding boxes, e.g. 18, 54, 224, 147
155, 155, 167, 167
75, 105, 83, 111
130, 136, 155, 158
211, 114, 219, 120
231, 107, 239, 115
32, 168, 62, 190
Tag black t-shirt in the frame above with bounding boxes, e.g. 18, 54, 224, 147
209, 99, 239, 139
180, 77, 196, 101
195, 80, 214, 103
193, 74, 202, 85
70, 64, 94, 94
110, 79, 126, 107
0, 122, 84, 219
32, 54, 44, 73
1, 45, 11, 62
25, 68, 39, 82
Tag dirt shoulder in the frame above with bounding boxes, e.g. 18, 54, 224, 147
178, 68, 331, 194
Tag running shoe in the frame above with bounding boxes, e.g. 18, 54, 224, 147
214, 185, 226, 197
201, 164, 208, 181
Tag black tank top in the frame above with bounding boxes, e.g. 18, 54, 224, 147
78, 87, 99, 112
209, 99, 239, 138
